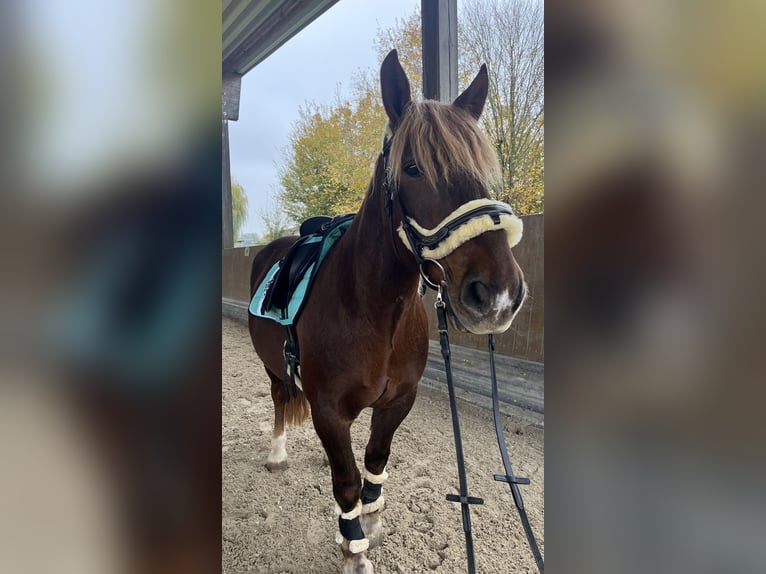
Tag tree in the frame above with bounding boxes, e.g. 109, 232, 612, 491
278, 81, 385, 223
459, 0, 544, 215
231, 180, 248, 240
374, 11, 423, 97
258, 200, 293, 243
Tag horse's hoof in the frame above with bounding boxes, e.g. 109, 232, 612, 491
265, 460, 288, 472
360, 511, 383, 550
341, 554, 373, 574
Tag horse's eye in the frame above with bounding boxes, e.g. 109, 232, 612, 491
403, 162, 422, 178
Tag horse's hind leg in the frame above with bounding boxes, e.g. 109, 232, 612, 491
264, 369, 289, 471
361, 387, 418, 549
312, 411, 373, 574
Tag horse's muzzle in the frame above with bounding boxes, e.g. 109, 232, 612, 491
454, 276, 527, 334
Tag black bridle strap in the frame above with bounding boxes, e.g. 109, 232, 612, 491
381, 137, 403, 263
395, 190, 429, 268
489, 334, 545, 573
435, 289, 483, 574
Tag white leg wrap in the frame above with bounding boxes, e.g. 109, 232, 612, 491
362, 495, 385, 514
334, 500, 363, 520
361, 468, 387, 513
348, 538, 370, 554
335, 532, 370, 554
364, 468, 388, 485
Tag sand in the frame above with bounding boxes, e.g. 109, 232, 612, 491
222, 317, 544, 573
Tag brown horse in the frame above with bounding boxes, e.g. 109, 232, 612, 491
248, 50, 526, 573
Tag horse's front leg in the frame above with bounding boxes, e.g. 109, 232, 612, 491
312, 406, 372, 574
361, 385, 418, 549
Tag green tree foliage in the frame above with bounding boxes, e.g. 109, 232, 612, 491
278, 79, 386, 223
278, 0, 544, 219
231, 180, 248, 240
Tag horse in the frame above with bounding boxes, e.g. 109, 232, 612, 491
248, 49, 526, 574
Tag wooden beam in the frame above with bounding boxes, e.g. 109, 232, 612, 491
421, 0, 458, 102
222, 120, 234, 249
223, 73, 242, 121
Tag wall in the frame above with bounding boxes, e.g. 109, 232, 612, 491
222, 213, 543, 362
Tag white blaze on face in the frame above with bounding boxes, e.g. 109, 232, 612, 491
477, 281, 527, 334
479, 289, 514, 334
495, 289, 514, 320
268, 432, 287, 465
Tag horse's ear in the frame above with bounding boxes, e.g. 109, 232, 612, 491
453, 64, 489, 121
380, 49, 412, 130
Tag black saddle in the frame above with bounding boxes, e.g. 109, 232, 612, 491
261, 214, 354, 319
299, 215, 333, 237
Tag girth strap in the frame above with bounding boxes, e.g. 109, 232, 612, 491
282, 326, 300, 401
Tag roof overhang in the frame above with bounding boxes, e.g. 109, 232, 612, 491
223, 0, 340, 77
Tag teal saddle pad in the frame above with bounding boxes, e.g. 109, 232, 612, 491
249, 215, 354, 326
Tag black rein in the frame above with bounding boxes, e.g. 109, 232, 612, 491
434, 286, 544, 574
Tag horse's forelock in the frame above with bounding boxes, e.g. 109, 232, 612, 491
386, 101, 501, 194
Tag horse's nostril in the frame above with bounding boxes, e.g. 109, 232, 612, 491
462, 279, 493, 314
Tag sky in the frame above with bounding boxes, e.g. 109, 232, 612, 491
228, 0, 421, 237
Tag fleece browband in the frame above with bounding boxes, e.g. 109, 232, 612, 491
397, 198, 523, 261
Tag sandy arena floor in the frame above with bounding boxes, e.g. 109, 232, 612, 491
222, 317, 544, 573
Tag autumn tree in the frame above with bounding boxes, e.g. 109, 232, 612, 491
460, 0, 544, 214
374, 11, 423, 97
278, 80, 385, 222
278, 0, 544, 219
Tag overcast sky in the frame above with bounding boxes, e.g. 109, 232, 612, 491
229, 0, 420, 236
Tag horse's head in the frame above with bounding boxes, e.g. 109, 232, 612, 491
380, 50, 526, 334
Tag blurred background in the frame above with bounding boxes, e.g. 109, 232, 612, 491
546, 0, 766, 572
0, 1, 220, 573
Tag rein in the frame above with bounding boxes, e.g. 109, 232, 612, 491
381, 139, 544, 573
489, 331, 545, 573
433, 283, 544, 574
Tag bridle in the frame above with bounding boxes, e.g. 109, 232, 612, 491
380, 135, 544, 574
381, 135, 523, 289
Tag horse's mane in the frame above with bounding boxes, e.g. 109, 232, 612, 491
386, 100, 502, 194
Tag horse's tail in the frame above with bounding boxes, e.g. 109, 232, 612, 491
284, 388, 310, 427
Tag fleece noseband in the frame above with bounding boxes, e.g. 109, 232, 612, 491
396, 198, 522, 260
382, 136, 523, 277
